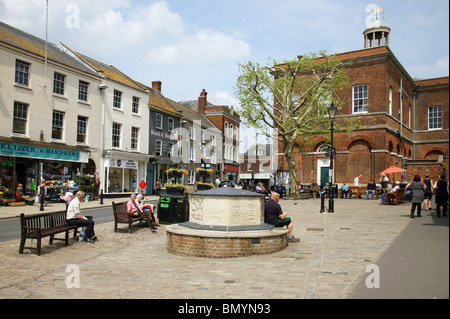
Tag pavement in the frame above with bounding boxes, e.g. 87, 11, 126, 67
0, 196, 448, 300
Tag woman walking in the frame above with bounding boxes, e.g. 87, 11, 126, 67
406, 175, 426, 218
434, 174, 448, 218
423, 174, 433, 210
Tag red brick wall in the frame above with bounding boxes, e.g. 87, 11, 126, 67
285, 49, 448, 186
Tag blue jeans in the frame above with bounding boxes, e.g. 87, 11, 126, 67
380, 193, 386, 204
366, 190, 376, 199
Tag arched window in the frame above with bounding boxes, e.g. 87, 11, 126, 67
317, 144, 331, 153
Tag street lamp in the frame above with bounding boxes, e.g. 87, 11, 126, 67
327, 102, 337, 213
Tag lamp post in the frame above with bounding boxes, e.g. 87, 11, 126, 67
327, 102, 337, 213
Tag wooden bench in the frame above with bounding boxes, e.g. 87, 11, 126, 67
112, 201, 146, 233
385, 188, 405, 205
339, 186, 380, 199
19, 211, 79, 256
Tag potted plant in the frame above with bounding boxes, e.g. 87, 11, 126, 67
196, 182, 215, 191
165, 168, 189, 178
196, 168, 214, 177
164, 183, 189, 195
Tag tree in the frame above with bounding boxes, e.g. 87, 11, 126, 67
235, 52, 354, 198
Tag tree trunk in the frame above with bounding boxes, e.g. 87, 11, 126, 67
284, 140, 300, 199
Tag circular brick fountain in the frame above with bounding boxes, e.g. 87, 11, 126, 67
166, 187, 288, 258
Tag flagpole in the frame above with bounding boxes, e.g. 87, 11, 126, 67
44, 0, 49, 88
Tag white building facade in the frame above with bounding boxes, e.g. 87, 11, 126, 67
0, 21, 103, 198
63, 45, 151, 195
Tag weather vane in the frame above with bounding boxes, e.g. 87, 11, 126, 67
366, 4, 386, 27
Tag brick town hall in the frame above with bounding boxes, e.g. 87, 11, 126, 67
283, 13, 449, 186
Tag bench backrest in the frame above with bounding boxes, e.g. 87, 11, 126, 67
20, 211, 69, 235
112, 201, 128, 213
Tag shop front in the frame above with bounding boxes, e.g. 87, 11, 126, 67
223, 163, 240, 181
0, 140, 91, 198
103, 151, 149, 195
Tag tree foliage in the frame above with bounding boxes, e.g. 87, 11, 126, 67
235, 51, 355, 197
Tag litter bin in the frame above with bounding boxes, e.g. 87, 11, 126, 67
158, 194, 189, 223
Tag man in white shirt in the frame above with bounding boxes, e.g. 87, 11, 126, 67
66, 191, 96, 243
354, 174, 362, 186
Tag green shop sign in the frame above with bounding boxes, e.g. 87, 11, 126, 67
0, 142, 80, 161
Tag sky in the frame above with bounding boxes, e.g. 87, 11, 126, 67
0, 0, 448, 150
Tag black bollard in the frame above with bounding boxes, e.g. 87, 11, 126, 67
320, 194, 325, 213
100, 189, 104, 205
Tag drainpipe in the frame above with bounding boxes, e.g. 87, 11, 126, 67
399, 77, 403, 170
412, 91, 417, 159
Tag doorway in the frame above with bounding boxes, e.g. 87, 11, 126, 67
317, 157, 331, 187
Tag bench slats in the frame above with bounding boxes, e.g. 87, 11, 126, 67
112, 201, 146, 234
19, 211, 79, 256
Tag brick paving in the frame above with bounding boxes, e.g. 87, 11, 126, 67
0, 197, 412, 299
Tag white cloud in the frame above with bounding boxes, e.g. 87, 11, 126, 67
147, 28, 250, 65
436, 56, 449, 72
208, 91, 240, 109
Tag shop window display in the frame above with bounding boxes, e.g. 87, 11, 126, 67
43, 162, 93, 201
105, 167, 137, 193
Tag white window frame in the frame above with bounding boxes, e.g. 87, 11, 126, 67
188, 170, 195, 184
113, 90, 122, 109
352, 84, 368, 114
15, 60, 30, 86
131, 127, 139, 150
189, 126, 195, 140
77, 116, 88, 144
77, 80, 89, 102
155, 140, 163, 156
53, 72, 66, 96
428, 106, 443, 130
13, 101, 28, 135
112, 122, 122, 148
132, 96, 140, 114
168, 117, 174, 132
52, 111, 64, 140
156, 113, 163, 130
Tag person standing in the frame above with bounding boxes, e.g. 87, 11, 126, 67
354, 174, 362, 186
406, 175, 426, 218
380, 173, 389, 191
139, 178, 147, 197
434, 174, 448, 218
423, 174, 433, 210
38, 179, 47, 211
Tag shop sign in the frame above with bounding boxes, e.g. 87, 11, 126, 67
0, 142, 79, 161
109, 159, 138, 169
223, 164, 240, 173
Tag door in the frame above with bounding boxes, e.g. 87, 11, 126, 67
320, 167, 329, 187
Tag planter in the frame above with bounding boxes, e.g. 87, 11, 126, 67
197, 184, 213, 191
169, 171, 183, 178
166, 187, 186, 195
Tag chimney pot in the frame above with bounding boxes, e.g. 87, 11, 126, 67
198, 89, 208, 114
152, 81, 162, 92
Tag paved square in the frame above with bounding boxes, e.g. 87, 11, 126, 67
0, 198, 412, 299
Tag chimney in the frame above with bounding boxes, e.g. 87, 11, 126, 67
198, 89, 207, 114
152, 81, 162, 92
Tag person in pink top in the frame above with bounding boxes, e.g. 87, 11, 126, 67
126, 193, 156, 231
